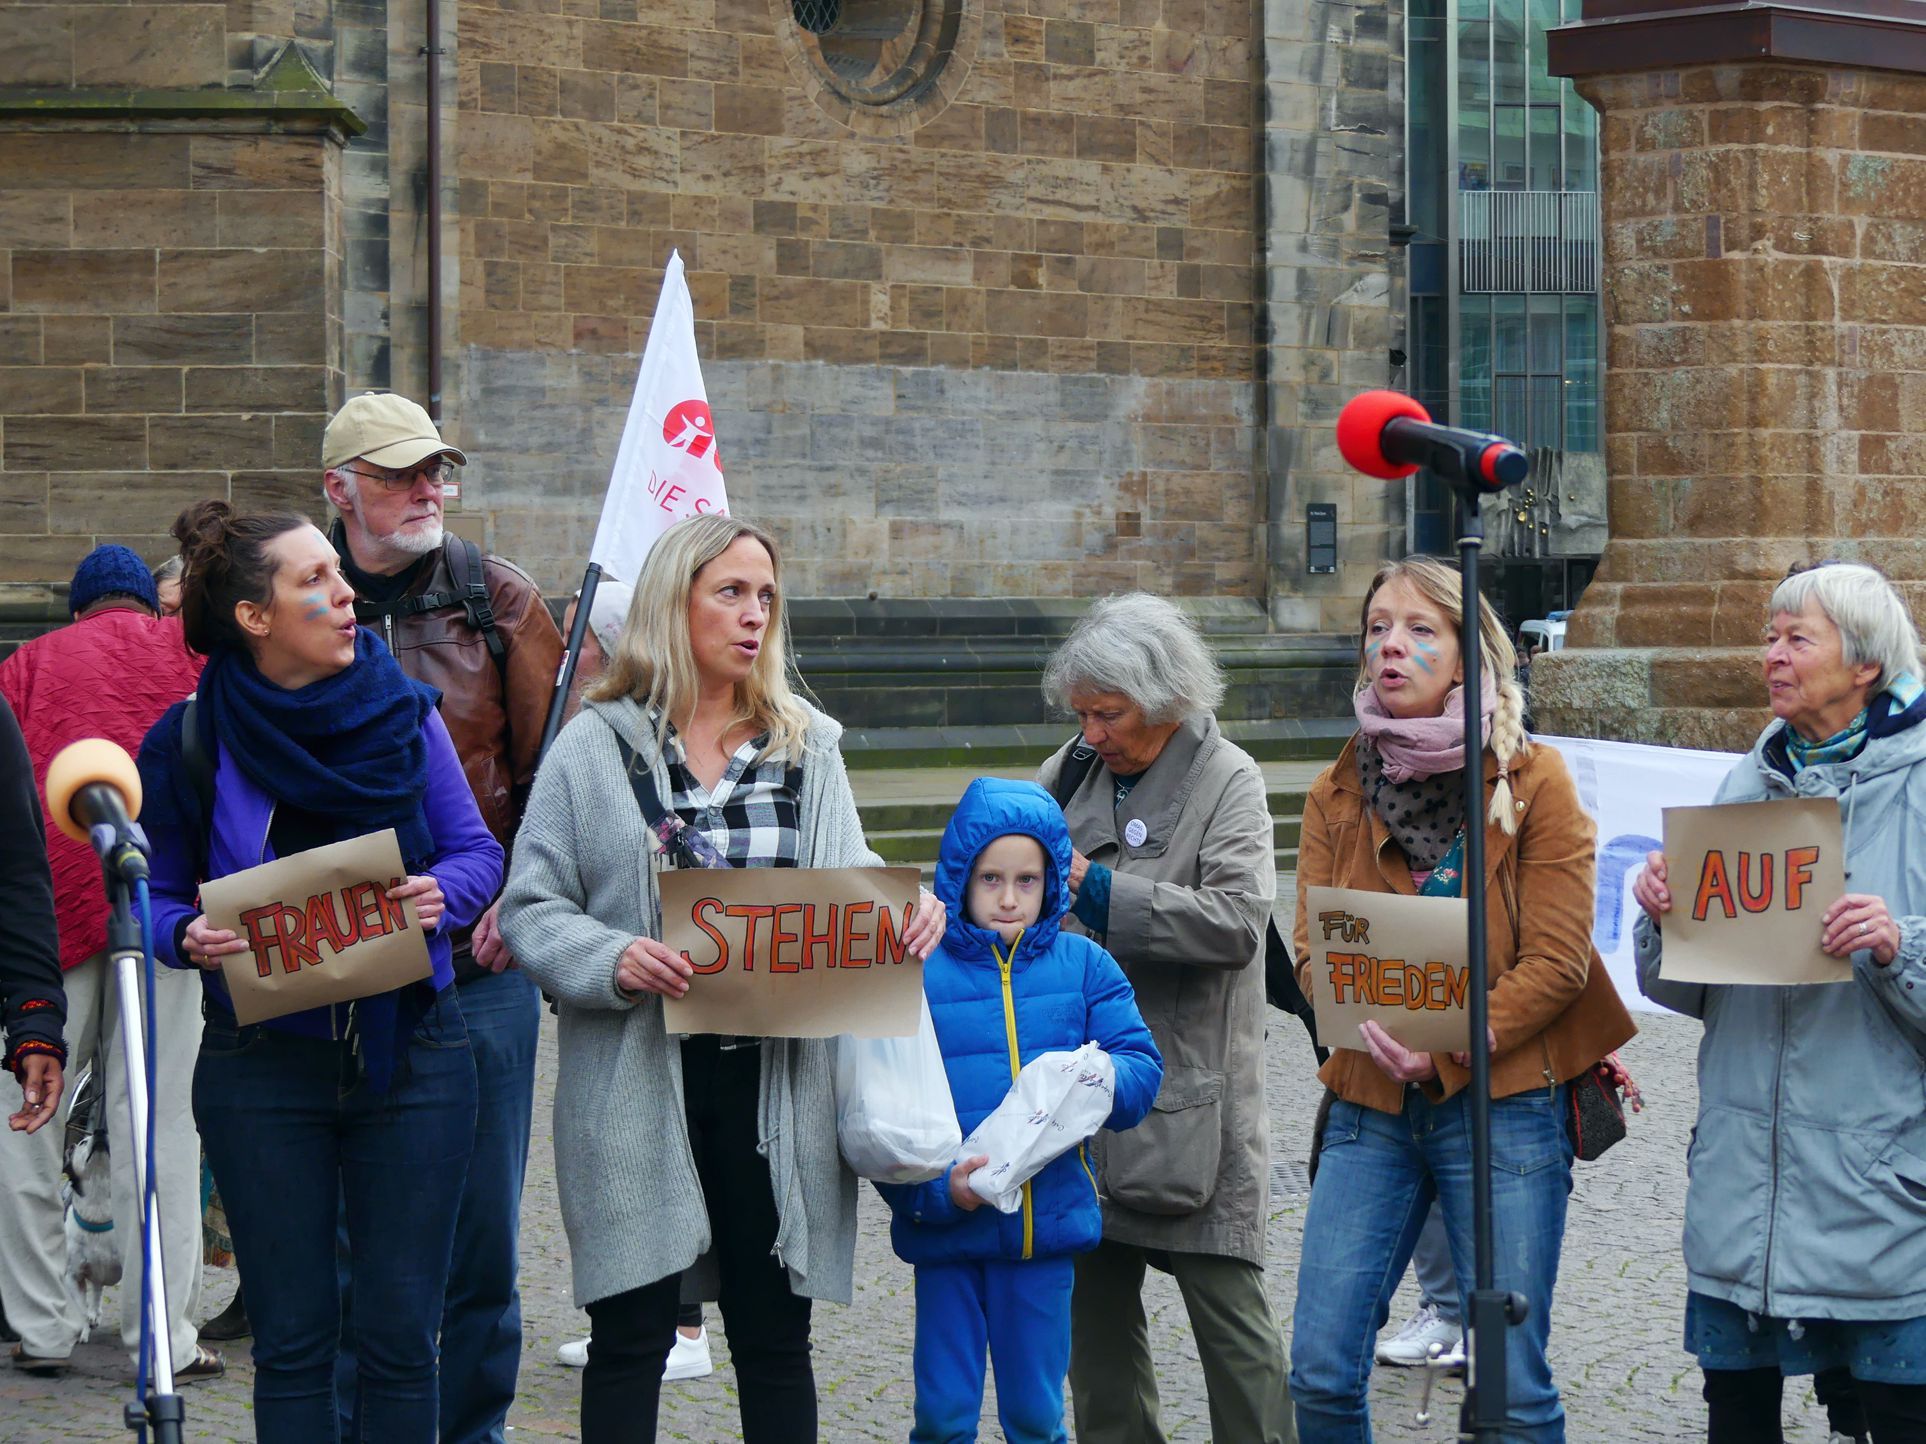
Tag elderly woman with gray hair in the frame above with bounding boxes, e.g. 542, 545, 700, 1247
1038, 593, 1294, 1444
1634, 561, 1926, 1444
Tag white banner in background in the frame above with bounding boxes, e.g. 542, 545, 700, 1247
1540, 735, 1740, 1013
590, 250, 728, 584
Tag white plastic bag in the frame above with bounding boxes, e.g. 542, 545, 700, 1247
835, 995, 962, 1184
962, 1042, 1116, 1214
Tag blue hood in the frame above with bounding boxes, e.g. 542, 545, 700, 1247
933, 778, 1073, 962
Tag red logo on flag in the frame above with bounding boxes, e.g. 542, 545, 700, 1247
663, 400, 720, 467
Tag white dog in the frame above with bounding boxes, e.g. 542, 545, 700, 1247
63, 1131, 121, 1343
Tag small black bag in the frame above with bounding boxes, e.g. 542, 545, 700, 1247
1565, 1058, 1629, 1161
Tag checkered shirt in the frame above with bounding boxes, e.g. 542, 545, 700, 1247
660, 723, 802, 870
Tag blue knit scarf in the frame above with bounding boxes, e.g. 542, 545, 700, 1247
196, 629, 439, 864
142, 629, 441, 1093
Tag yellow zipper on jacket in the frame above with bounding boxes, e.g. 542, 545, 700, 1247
992, 933, 1033, 1260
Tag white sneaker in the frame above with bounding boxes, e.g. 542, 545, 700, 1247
556, 1328, 714, 1379
1375, 1304, 1464, 1368
664, 1327, 713, 1382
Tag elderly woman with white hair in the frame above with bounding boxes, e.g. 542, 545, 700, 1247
1634, 560, 1926, 1444
1038, 593, 1295, 1444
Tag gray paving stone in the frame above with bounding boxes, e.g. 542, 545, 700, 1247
8, 1009, 1839, 1441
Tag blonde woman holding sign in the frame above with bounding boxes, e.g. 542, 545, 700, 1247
499, 515, 943, 1444
1633, 561, 1926, 1444
135, 501, 504, 1442
1288, 557, 1633, 1442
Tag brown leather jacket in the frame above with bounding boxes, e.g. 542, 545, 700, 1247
332, 524, 564, 854
1294, 735, 1636, 1114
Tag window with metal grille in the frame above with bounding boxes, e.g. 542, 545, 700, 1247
788, 0, 961, 107
791, 0, 840, 35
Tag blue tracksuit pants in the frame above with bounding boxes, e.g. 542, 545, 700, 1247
912, 1255, 1076, 1444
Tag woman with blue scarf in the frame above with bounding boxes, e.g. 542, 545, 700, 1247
1635, 560, 1926, 1443
137, 500, 503, 1443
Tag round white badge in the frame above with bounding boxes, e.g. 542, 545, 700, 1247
1124, 818, 1148, 848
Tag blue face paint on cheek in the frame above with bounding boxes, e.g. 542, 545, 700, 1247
301, 592, 329, 623
1412, 641, 1439, 675
1365, 640, 1382, 662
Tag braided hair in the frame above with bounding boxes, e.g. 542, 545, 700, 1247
1356, 557, 1532, 835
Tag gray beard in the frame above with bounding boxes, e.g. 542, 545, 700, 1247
380, 519, 445, 557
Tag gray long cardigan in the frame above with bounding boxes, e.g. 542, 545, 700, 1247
1040, 714, 1276, 1265
499, 696, 874, 1309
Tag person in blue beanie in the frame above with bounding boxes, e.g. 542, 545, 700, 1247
69, 542, 162, 617
880, 778, 1162, 1444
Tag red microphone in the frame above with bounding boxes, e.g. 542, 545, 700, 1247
1335, 390, 1529, 493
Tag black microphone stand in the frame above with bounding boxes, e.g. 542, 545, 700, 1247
1423, 438, 1532, 1443
91, 820, 185, 1444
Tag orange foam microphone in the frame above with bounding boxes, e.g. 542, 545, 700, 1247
45, 737, 150, 881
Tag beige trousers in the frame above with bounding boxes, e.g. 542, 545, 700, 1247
0, 953, 204, 1363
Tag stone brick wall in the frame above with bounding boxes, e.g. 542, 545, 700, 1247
1258, 0, 1401, 631
0, 32, 355, 589
452, 0, 1275, 598
466, 351, 1260, 594
1533, 62, 1926, 748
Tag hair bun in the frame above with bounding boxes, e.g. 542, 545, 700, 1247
171, 499, 233, 568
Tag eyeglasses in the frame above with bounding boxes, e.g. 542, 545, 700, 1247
343, 459, 456, 492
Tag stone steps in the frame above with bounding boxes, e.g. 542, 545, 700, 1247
839, 715, 1353, 770
789, 596, 1358, 733
849, 757, 1327, 883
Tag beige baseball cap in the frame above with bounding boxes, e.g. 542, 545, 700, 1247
322, 392, 468, 471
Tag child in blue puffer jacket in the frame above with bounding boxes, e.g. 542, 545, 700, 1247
880, 777, 1163, 1444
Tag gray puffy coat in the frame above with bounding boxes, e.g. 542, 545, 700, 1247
1638, 715, 1926, 1321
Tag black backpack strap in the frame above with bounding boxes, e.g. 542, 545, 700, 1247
180, 695, 214, 818
1048, 738, 1101, 809
179, 694, 216, 876
445, 537, 508, 678
374, 538, 508, 682
610, 731, 671, 828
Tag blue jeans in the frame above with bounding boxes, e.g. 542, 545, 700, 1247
1290, 1086, 1572, 1444
337, 969, 538, 1444
437, 969, 540, 1443
912, 1255, 1075, 1444
196, 995, 478, 1444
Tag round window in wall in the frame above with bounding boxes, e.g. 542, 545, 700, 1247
782, 0, 970, 112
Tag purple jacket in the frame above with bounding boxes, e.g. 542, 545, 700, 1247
146, 708, 503, 1037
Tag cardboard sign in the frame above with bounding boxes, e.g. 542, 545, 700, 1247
1304, 885, 1474, 1053
197, 829, 432, 1024
1659, 797, 1849, 985
659, 866, 925, 1039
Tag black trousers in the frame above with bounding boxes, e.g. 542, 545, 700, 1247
580, 1039, 815, 1444
1704, 1366, 1926, 1443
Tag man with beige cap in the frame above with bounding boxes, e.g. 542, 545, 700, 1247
322, 391, 563, 1444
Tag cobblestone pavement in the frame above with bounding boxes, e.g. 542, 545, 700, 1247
8, 1006, 1843, 1442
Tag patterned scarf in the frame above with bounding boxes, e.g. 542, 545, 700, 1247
1785, 672, 1926, 775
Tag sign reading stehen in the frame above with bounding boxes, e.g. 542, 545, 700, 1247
659, 866, 925, 1039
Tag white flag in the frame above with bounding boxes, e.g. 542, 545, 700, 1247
590, 250, 728, 583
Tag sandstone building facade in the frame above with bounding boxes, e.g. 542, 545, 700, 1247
0, 0, 1404, 632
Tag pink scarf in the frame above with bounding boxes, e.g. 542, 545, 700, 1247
1353, 674, 1498, 782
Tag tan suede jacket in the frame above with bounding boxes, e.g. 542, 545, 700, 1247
1293, 735, 1636, 1114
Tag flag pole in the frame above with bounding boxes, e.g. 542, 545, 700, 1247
539, 561, 601, 761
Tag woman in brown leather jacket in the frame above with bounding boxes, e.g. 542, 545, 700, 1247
1287, 557, 1634, 1443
